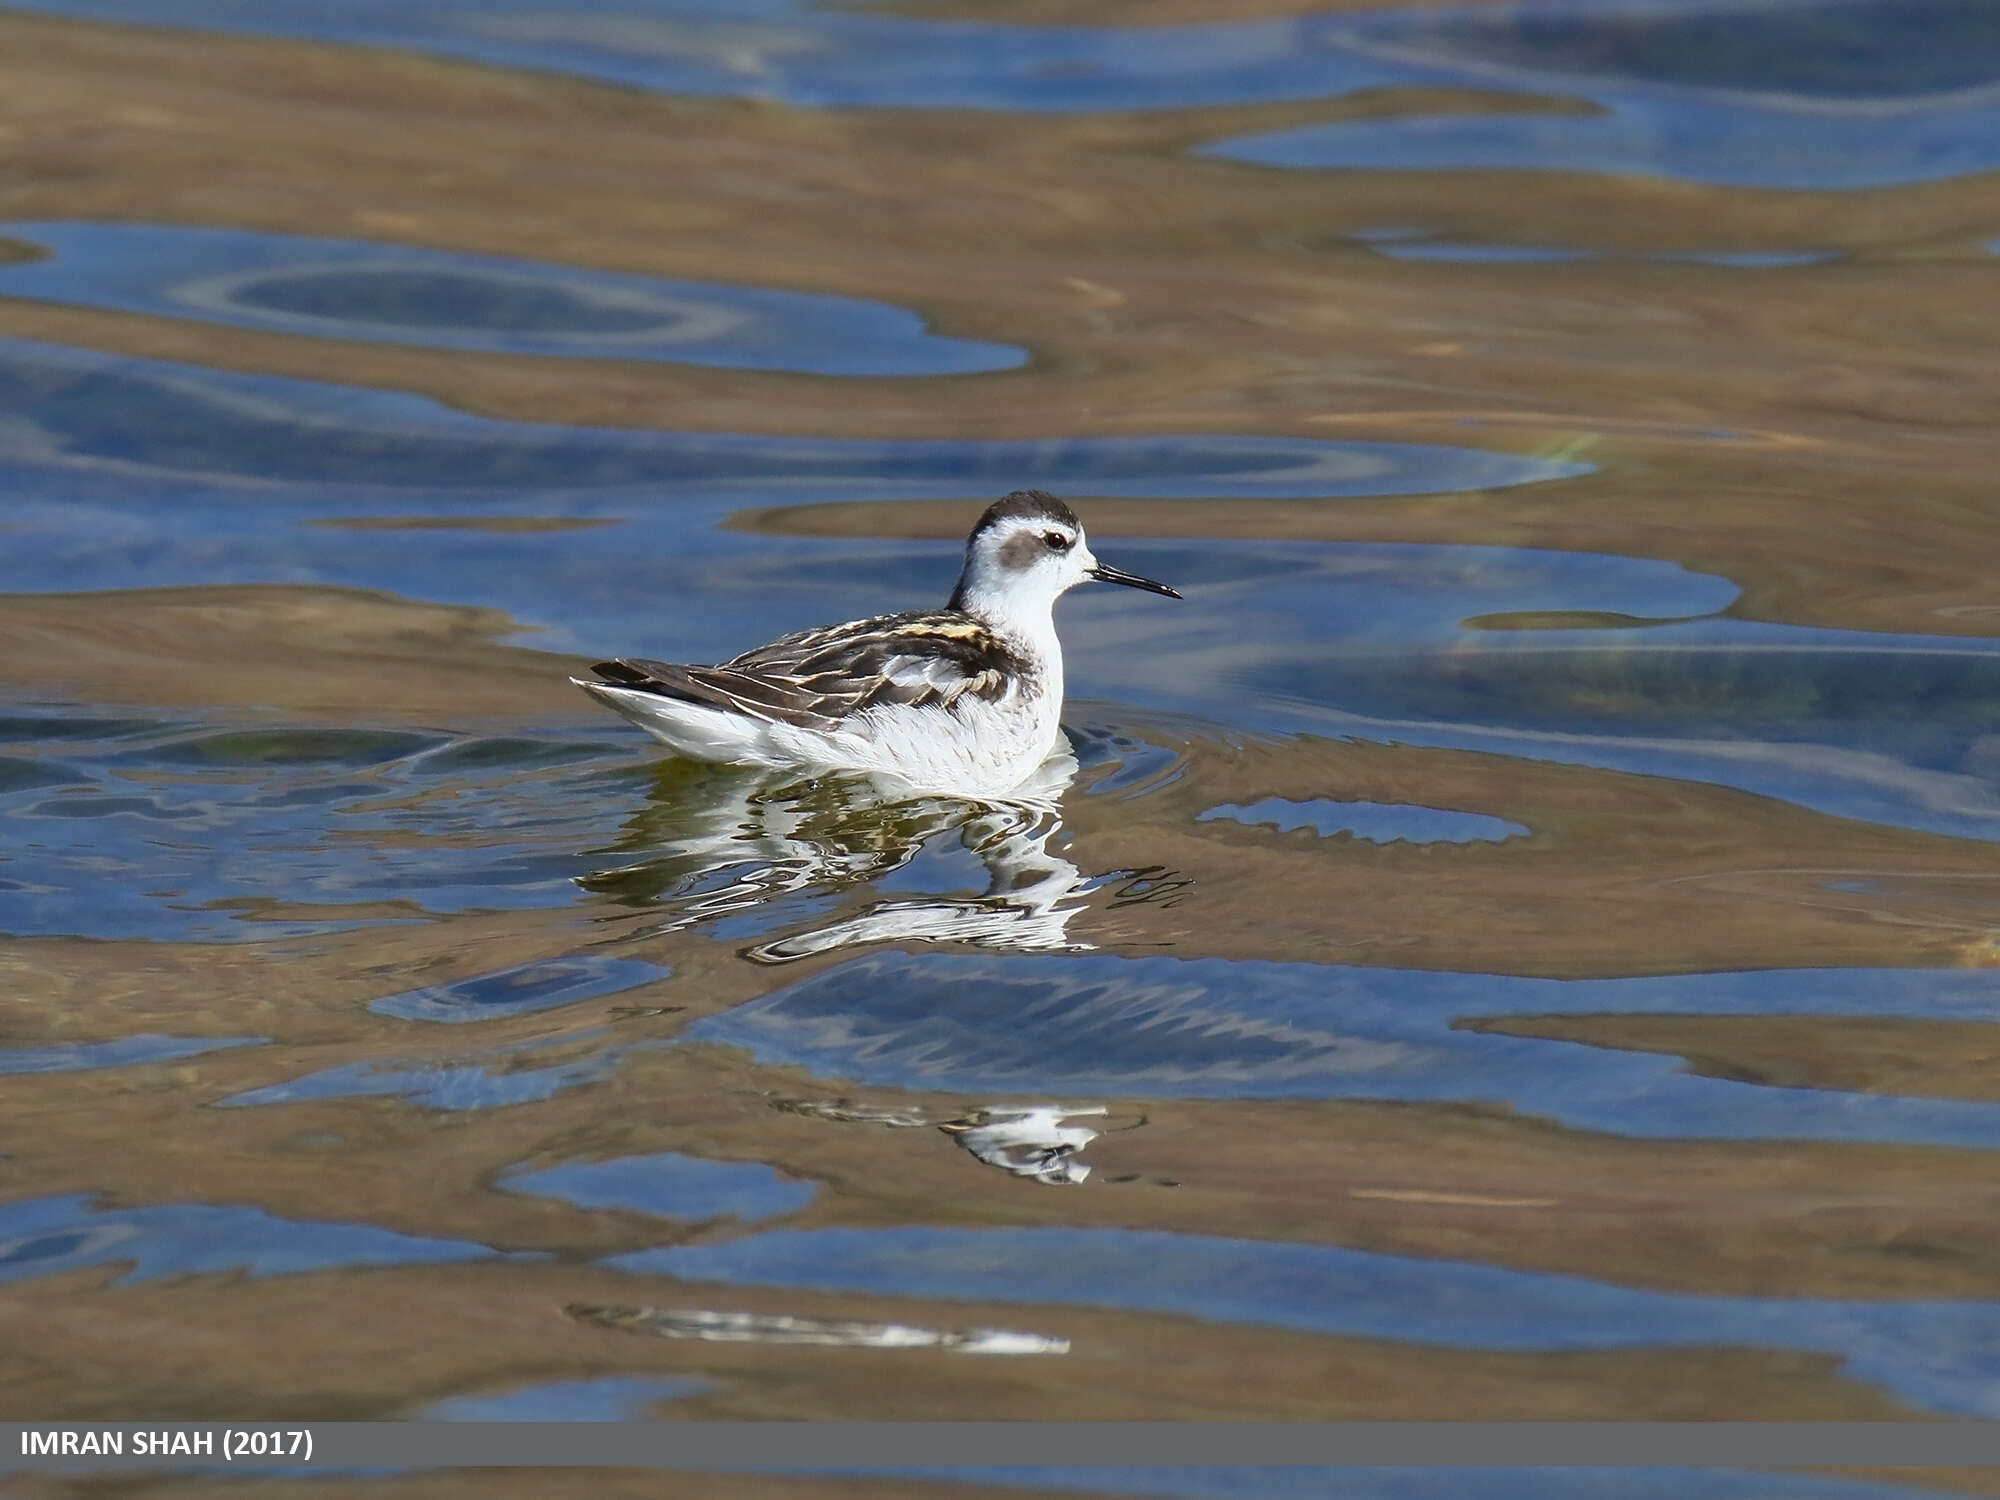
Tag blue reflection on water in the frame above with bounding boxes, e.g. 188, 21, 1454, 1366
686, 952, 2000, 1147
1218, 0, 2000, 190
1355, 239, 1841, 267
1093, 543, 2000, 843
11, 0, 1996, 187
0, 0, 1449, 111
1210, 84, 2000, 191
0, 712, 641, 941
419, 1374, 713, 1420
1665, 250, 1842, 268
0, 338, 1560, 502
0, 1193, 511, 1285
0, 223, 1023, 376
214, 1048, 636, 1111
612, 1222, 2000, 1415
371, 954, 669, 1023
501, 1151, 816, 1222
1197, 799, 1529, 844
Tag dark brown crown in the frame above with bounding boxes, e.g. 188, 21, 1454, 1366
970, 490, 1080, 537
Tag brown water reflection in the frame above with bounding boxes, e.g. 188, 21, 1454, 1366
5, 0, 2000, 1461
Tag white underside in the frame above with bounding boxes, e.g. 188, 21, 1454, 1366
572, 678, 1067, 798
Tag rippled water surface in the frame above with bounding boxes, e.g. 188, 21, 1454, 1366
0, 223, 1028, 374
4, 0, 2000, 1491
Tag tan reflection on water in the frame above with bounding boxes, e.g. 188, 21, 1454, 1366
5, 1, 2000, 1440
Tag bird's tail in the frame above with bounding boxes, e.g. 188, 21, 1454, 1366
570, 677, 777, 764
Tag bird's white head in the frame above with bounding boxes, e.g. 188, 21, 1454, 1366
947, 490, 1179, 635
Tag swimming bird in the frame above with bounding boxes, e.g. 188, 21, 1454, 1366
571, 490, 1180, 794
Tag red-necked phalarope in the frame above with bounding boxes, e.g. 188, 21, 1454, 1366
572, 490, 1180, 794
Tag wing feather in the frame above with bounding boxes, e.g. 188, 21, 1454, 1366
585, 612, 1029, 732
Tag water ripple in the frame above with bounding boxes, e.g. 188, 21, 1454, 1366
0, 1193, 512, 1285
0, 338, 1578, 500
0, 222, 1024, 376
0, 710, 638, 941
370, 954, 670, 1024
13, 0, 1995, 186
1196, 799, 1529, 845
613, 1222, 2000, 1416
687, 952, 2000, 1147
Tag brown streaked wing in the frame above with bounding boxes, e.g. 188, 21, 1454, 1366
588, 614, 1028, 731
723, 612, 1029, 725
584, 655, 802, 719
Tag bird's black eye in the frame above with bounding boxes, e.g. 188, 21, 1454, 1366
1043, 531, 1072, 551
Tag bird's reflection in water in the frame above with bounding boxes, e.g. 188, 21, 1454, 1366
772, 1097, 1122, 1186
579, 747, 1153, 963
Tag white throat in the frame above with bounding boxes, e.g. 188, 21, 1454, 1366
952, 543, 1090, 713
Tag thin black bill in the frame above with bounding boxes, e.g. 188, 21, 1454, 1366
1088, 562, 1182, 599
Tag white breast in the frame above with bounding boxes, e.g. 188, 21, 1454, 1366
852, 678, 1062, 795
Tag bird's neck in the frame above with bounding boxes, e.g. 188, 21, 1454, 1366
948, 576, 1065, 683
